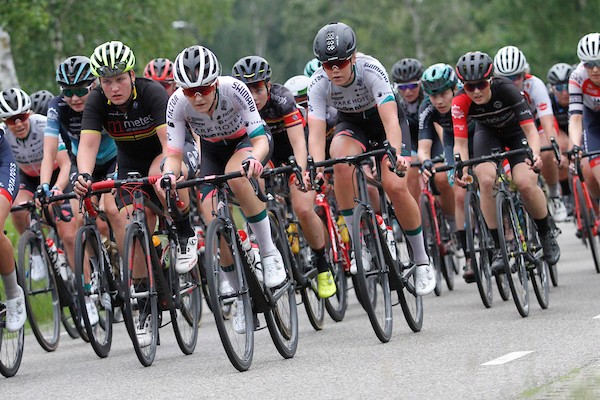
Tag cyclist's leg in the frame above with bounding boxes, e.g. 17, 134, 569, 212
11, 174, 35, 234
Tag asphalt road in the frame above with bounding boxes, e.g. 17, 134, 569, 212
4, 220, 600, 400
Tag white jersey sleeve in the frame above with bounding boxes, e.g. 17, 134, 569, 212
522, 74, 554, 119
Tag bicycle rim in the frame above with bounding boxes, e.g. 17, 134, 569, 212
420, 195, 442, 296
465, 192, 493, 308
320, 216, 348, 322
352, 204, 393, 342
0, 281, 25, 377
576, 180, 600, 273
525, 216, 550, 309
205, 218, 253, 371
497, 192, 529, 317
122, 222, 158, 367
18, 230, 60, 352
171, 259, 201, 355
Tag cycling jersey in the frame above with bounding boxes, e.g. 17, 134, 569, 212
82, 78, 166, 162
569, 63, 600, 114
166, 76, 267, 155
3, 114, 66, 177
396, 94, 423, 152
549, 91, 569, 133
45, 96, 117, 165
521, 74, 554, 124
0, 127, 19, 203
259, 83, 304, 165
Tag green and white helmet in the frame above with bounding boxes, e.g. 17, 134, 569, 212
90, 41, 136, 78
283, 75, 310, 106
421, 63, 457, 95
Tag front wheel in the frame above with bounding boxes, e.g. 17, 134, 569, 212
17, 230, 60, 352
575, 179, 600, 273
0, 270, 25, 377
525, 216, 549, 309
420, 195, 442, 296
352, 204, 393, 343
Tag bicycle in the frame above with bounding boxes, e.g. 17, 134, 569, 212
87, 173, 202, 366
0, 268, 25, 377
180, 165, 298, 371
11, 193, 87, 351
456, 141, 551, 317
566, 147, 600, 274
414, 157, 456, 296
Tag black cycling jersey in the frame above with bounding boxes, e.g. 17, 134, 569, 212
549, 92, 569, 133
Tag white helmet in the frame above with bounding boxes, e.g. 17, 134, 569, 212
547, 63, 573, 85
284, 75, 310, 97
493, 45, 527, 76
0, 88, 32, 119
577, 33, 600, 62
173, 46, 220, 88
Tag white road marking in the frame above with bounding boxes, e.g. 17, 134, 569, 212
593, 314, 600, 319
482, 351, 534, 366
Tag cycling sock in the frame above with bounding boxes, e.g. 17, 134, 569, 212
548, 183, 561, 198
340, 209, 354, 241
490, 229, 500, 248
247, 210, 277, 256
405, 226, 429, 265
312, 247, 329, 273
534, 215, 551, 236
457, 229, 467, 254
1, 270, 21, 300
560, 179, 571, 196
173, 207, 195, 243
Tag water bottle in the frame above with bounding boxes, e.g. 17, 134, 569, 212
238, 229, 263, 282
153, 234, 170, 267
336, 216, 350, 244
376, 215, 397, 261
286, 223, 300, 254
46, 238, 58, 265
57, 248, 69, 281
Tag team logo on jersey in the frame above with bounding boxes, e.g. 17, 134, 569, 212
493, 101, 502, 109
451, 104, 464, 119
538, 102, 548, 111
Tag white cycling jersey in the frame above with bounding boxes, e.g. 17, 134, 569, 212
522, 73, 554, 120
2, 114, 65, 177
166, 76, 266, 154
307, 55, 396, 120
569, 62, 600, 114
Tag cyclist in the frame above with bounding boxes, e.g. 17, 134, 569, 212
304, 58, 321, 78
569, 33, 600, 194
0, 125, 26, 332
494, 46, 567, 222
391, 57, 425, 203
74, 41, 197, 344
30, 90, 54, 116
163, 45, 287, 331
417, 63, 475, 282
232, 55, 336, 298
307, 22, 436, 296
547, 62, 574, 212
452, 51, 560, 273
143, 58, 176, 96
284, 75, 310, 109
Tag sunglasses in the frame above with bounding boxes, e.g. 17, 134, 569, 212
464, 80, 491, 92
583, 60, 600, 69
397, 82, 420, 91
182, 82, 217, 97
4, 112, 30, 125
62, 84, 92, 98
95, 61, 129, 78
322, 58, 352, 71
554, 83, 568, 92
506, 73, 524, 82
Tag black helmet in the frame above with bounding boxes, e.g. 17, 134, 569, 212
313, 22, 356, 62
455, 51, 494, 82
391, 58, 424, 83
30, 90, 55, 115
232, 56, 272, 84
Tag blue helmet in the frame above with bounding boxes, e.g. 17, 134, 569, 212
56, 56, 94, 86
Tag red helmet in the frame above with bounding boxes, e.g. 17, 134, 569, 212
143, 58, 174, 81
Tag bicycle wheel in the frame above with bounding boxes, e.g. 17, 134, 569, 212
496, 191, 529, 317
265, 211, 298, 358
436, 208, 456, 291
464, 191, 493, 308
61, 303, 80, 339
17, 230, 60, 352
169, 238, 201, 355
420, 195, 442, 296
121, 221, 159, 367
393, 223, 423, 332
524, 215, 549, 309
74, 225, 113, 358
496, 274, 511, 301
352, 204, 393, 343
204, 218, 253, 371
319, 214, 349, 323
575, 180, 600, 273
0, 272, 25, 378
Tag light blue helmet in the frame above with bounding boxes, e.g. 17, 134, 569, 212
56, 56, 94, 86
304, 58, 322, 77
421, 63, 457, 95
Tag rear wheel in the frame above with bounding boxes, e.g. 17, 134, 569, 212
17, 230, 60, 352
464, 191, 493, 308
352, 204, 392, 343
394, 224, 423, 332
122, 221, 159, 367
437, 209, 455, 291
497, 192, 529, 317
293, 226, 324, 330
204, 218, 253, 371
0, 270, 25, 377
319, 214, 348, 323
420, 195, 442, 296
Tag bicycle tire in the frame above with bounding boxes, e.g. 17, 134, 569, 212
17, 230, 60, 352
169, 238, 201, 355
437, 210, 455, 291
496, 191, 529, 317
575, 179, 600, 273
293, 224, 324, 330
393, 223, 423, 332
264, 211, 298, 358
352, 203, 393, 343
420, 195, 443, 296
0, 270, 25, 377
320, 214, 349, 323
464, 191, 493, 308
204, 218, 254, 371
74, 225, 113, 358
122, 221, 159, 367
496, 274, 511, 301
523, 214, 550, 309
